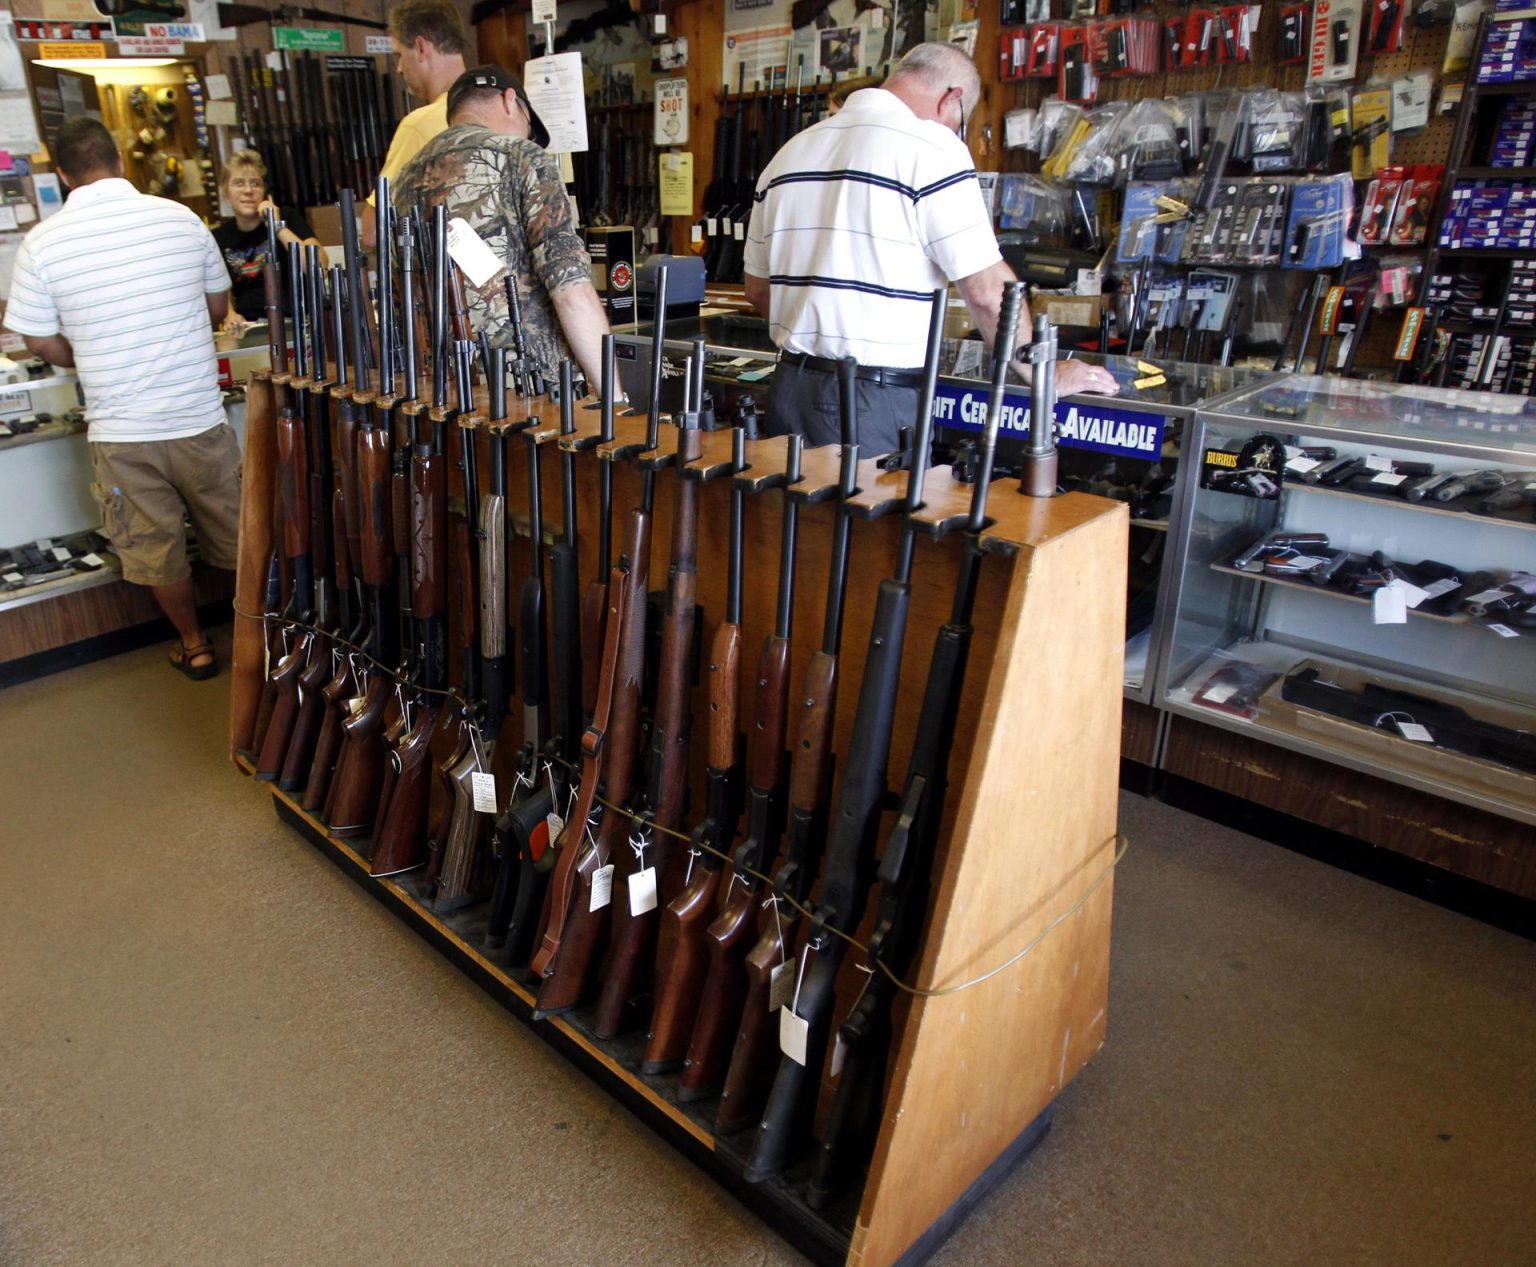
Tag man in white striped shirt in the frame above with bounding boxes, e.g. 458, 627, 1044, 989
4, 118, 239, 680
743, 42, 1117, 456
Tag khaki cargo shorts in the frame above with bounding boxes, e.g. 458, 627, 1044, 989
89, 422, 242, 587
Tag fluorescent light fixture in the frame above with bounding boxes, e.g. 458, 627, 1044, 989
33, 58, 180, 69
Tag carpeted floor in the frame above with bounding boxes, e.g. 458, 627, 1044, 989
2, 632, 1533, 1267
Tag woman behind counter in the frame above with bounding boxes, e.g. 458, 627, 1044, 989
214, 151, 321, 335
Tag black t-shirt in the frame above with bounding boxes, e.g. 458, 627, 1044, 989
214, 205, 315, 320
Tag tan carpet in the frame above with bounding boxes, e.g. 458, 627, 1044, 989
2, 634, 1533, 1266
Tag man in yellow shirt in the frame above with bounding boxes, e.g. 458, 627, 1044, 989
361, 0, 469, 249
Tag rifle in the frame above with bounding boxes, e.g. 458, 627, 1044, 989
582, 335, 617, 722
715, 367, 857, 1136
253, 394, 314, 780
805, 284, 1026, 1209
680, 433, 802, 1102
642, 425, 749, 1072
587, 335, 705, 1038
301, 263, 360, 813
276, 243, 339, 791
429, 258, 484, 910
707, 67, 746, 282
263, 207, 288, 376
503, 273, 542, 398
743, 290, 948, 1185
695, 77, 732, 263
531, 272, 673, 1014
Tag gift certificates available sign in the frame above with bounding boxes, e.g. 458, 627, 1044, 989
931, 384, 1166, 461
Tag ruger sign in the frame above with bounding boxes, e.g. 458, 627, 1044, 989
931, 383, 1165, 461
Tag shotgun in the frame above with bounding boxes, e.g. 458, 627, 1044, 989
587, 338, 706, 1039
643, 426, 749, 1072
743, 290, 948, 1184
805, 284, 1025, 1209
263, 207, 288, 376
680, 433, 802, 1102
531, 272, 672, 1012
715, 372, 856, 1136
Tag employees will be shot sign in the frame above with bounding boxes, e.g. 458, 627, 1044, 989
931, 383, 1166, 461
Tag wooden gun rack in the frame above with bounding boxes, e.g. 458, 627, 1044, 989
229, 371, 1127, 1267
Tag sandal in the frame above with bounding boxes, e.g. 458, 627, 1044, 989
169, 639, 218, 681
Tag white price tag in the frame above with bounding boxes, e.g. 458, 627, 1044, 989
1286, 456, 1320, 474
721, 217, 734, 234
779, 1006, 810, 1065
706, 217, 718, 235
265, 49, 283, 71
831, 1032, 848, 1078
2, 571, 22, 584
51, 546, 71, 562
80, 553, 104, 567
545, 811, 565, 842
1395, 720, 1435, 742
1363, 454, 1393, 471
643, 227, 659, 246
591, 863, 615, 911
34, 538, 52, 550
445, 217, 505, 288
1203, 682, 1239, 704
769, 958, 796, 1013
689, 224, 702, 244
1398, 581, 1431, 609
365, 34, 394, 54
1488, 623, 1521, 638
733, 221, 745, 241
1371, 471, 1408, 486
1421, 577, 1460, 600
471, 771, 498, 813
628, 865, 658, 915
1465, 588, 1510, 606
532, 0, 557, 23
1373, 584, 1408, 624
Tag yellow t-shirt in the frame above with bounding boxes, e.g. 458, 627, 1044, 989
367, 94, 449, 203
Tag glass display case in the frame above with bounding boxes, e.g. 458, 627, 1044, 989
1161, 376, 1536, 826
932, 351, 1278, 702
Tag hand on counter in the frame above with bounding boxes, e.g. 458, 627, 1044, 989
220, 313, 251, 339
1055, 359, 1119, 397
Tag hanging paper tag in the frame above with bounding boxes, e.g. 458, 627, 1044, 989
1420, 577, 1460, 600
733, 221, 745, 240
591, 863, 615, 911
1373, 584, 1408, 625
1488, 623, 1520, 638
1363, 454, 1392, 471
779, 1006, 810, 1065
629, 866, 658, 915
831, 1032, 848, 1078
2, 571, 23, 584
446, 217, 505, 288
705, 217, 718, 235
51, 546, 72, 562
1395, 720, 1434, 742
545, 810, 565, 842
1465, 587, 1510, 607
690, 224, 702, 244
471, 771, 498, 813
1371, 471, 1407, 486
768, 957, 796, 1013
1285, 456, 1320, 475
80, 553, 104, 567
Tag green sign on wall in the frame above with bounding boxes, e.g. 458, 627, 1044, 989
273, 27, 345, 52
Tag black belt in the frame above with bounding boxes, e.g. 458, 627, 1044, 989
778, 352, 925, 388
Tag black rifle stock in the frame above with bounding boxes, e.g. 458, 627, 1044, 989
743, 290, 947, 1185
805, 282, 1026, 1209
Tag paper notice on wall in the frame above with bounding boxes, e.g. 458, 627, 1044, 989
724, 25, 793, 93
32, 172, 61, 219
659, 152, 693, 216
205, 72, 232, 100
0, 95, 41, 158
524, 51, 589, 153
0, 14, 26, 93
0, 233, 25, 297
206, 100, 239, 127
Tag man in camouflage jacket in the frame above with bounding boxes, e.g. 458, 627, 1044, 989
392, 66, 611, 389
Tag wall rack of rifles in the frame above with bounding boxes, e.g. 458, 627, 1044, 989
227, 190, 1127, 1267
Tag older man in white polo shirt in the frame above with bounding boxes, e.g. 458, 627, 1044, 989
5, 117, 238, 680
743, 42, 1118, 457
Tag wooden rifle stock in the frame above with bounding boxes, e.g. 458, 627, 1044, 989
370, 702, 442, 876
715, 650, 835, 1132
680, 632, 792, 1100
301, 655, 355, 812
327, 674, 390, 836
256, 411, 313, 780
278, 640, 332, 792
590, 422, 703, 1039
532, 504, 650, 1016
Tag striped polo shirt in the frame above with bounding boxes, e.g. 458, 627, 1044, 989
743, 88, 1002, 368
5, 178, 230, 443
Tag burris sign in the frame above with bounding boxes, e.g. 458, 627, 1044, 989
931, 383, 1166, 461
